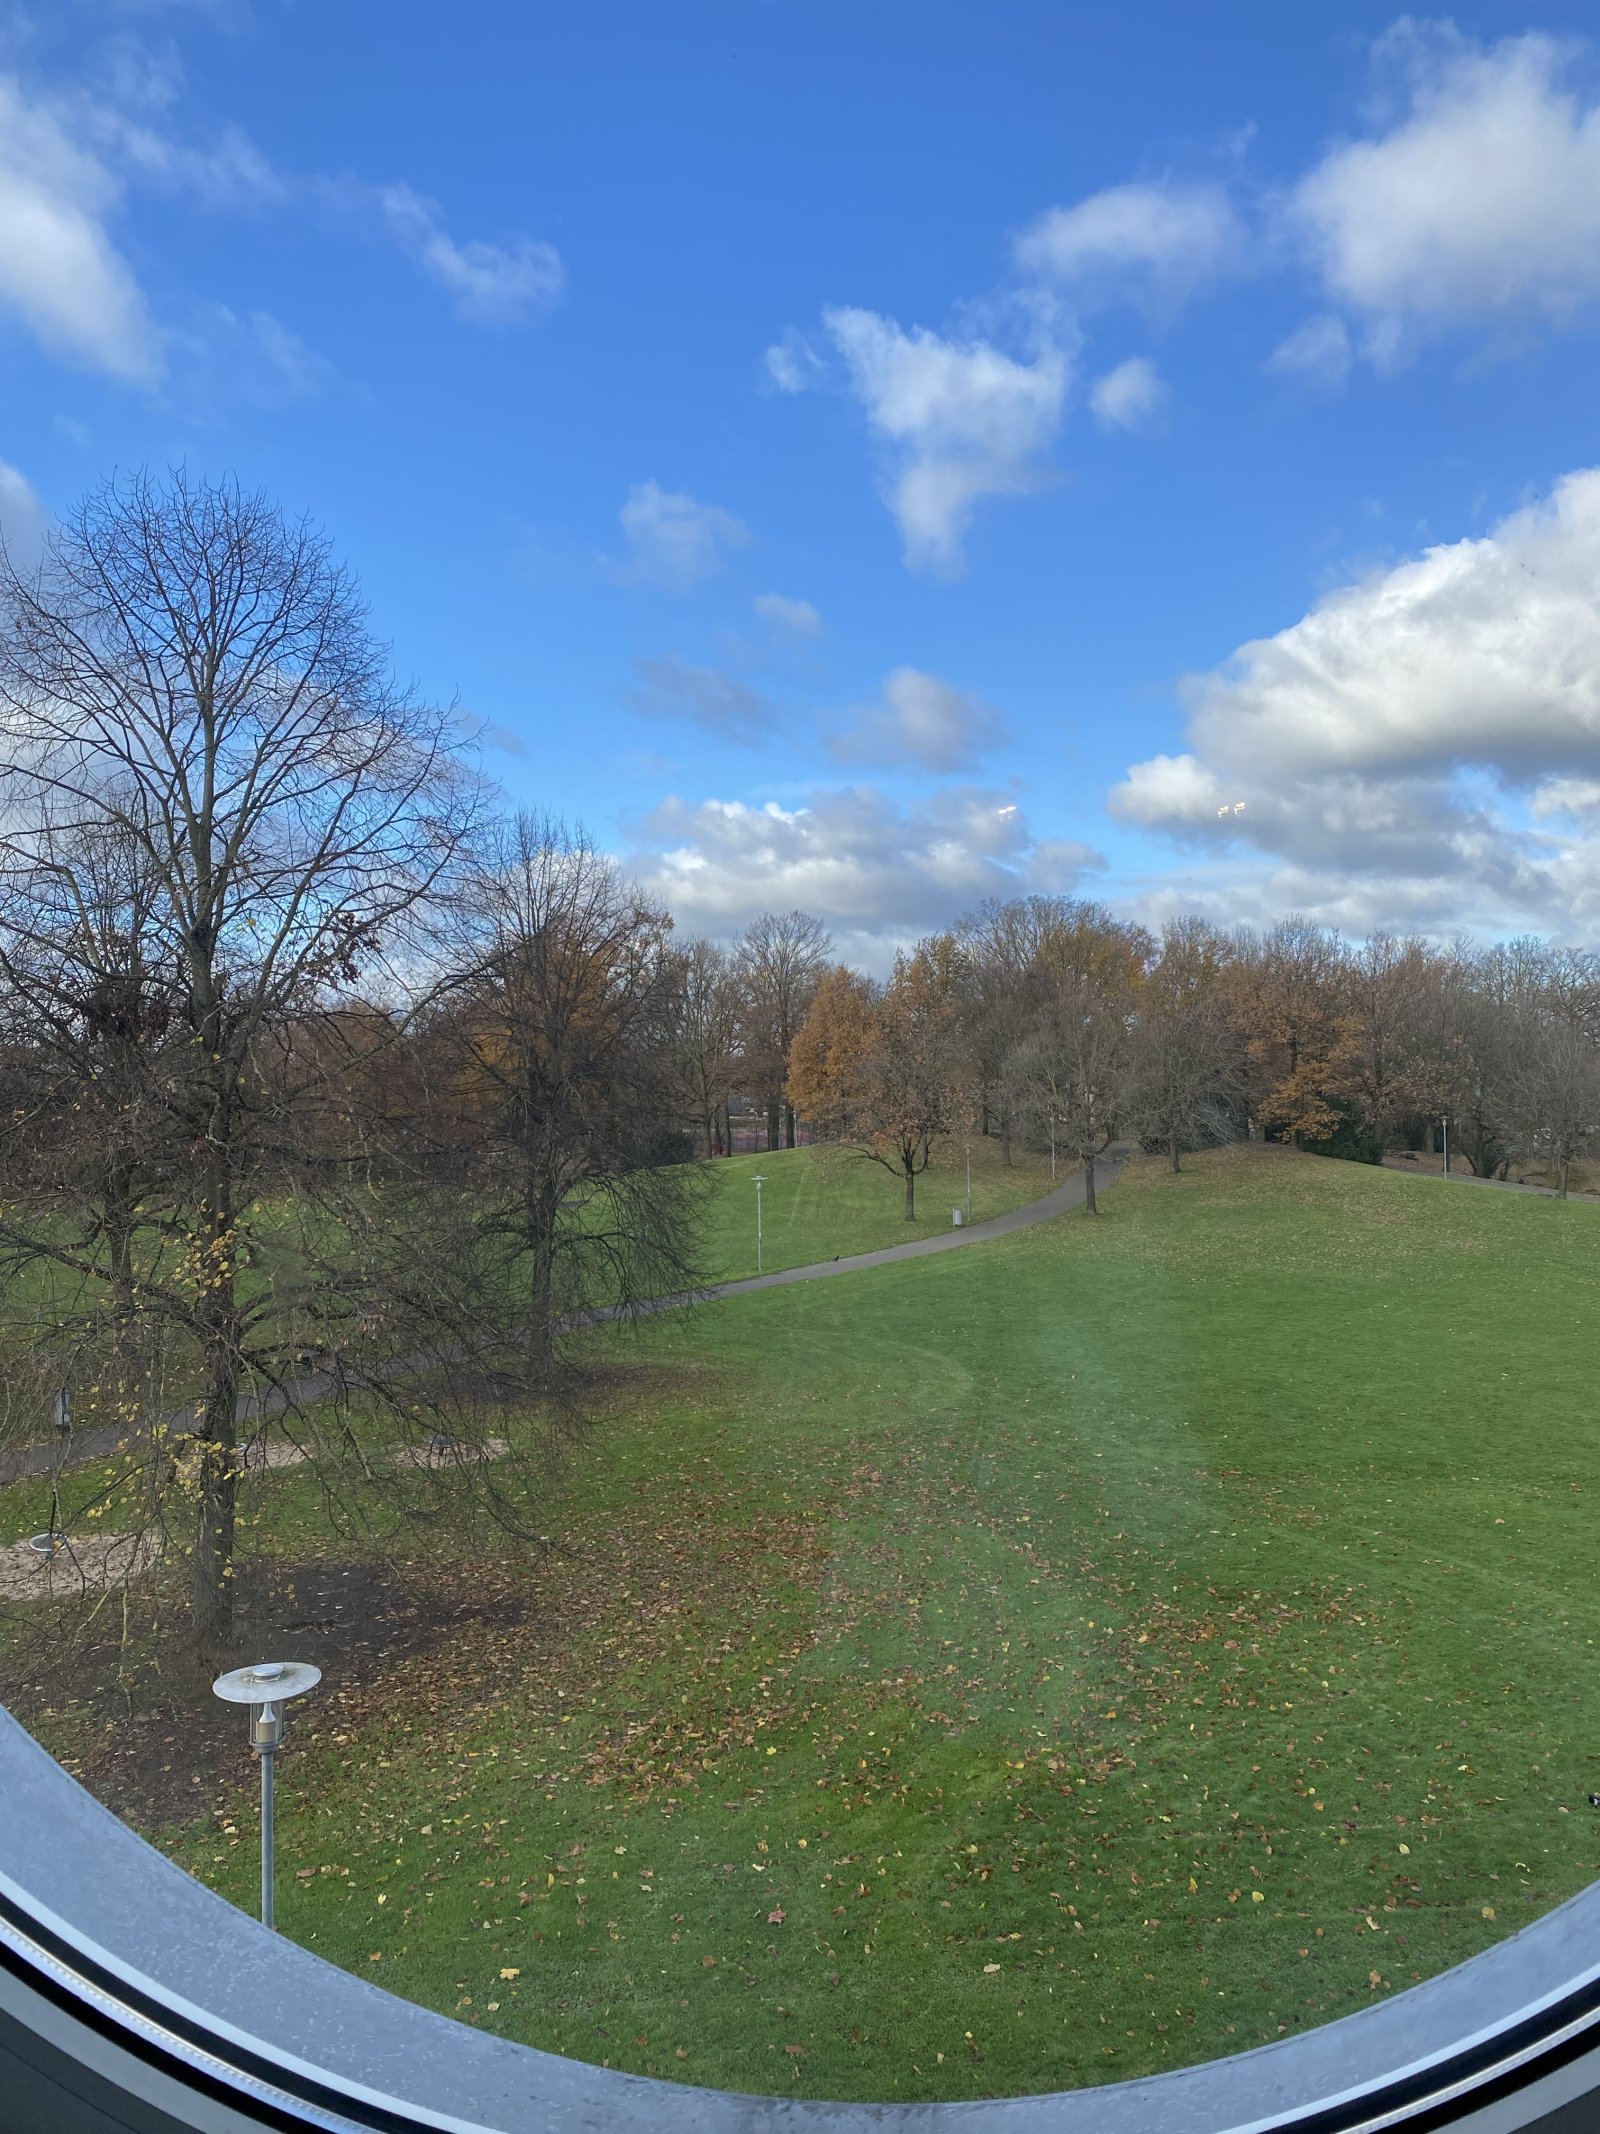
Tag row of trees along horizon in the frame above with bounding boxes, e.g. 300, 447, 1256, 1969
1, 472, 1595, 1656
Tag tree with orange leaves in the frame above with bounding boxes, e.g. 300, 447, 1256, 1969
789, 943, 961, 1220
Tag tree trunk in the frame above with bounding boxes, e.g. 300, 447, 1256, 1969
766, 1097, 780, 1150
191, 1204, 241, 1654
904, 1163, 916, 1221
1000, 1107, 1013, 1167
105, 1165, 137, 1350
1082, 1153, 1097, 1215
1559, 1157, 1570, 1199
1168, 1131, 1180, 1174
527, 1178, 559, 1379
784, 1102, 796, 1149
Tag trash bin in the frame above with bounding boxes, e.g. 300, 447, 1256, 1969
951, 1207, 963, 1227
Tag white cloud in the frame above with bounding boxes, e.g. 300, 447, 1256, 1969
1266, 312, 1353, 386
1293, 28, 1600, 360
625, 655, 775, 743
1110, 467, 1600, 933
1529, 775, 1600, 820
823, 304, 1070, 573
764, 327, 824, 392
1089, 355, 1166, 431
1015, 179, 1244, 305
1183, 468, 1600, 781
0, 460, 47, 570
179, 303, 331, 401
0, 74, 160, 381
752, 592, 823, 637
631, 784, 1102, 965
377, 182, 564, 325
616, 481, 750, 591
828, 666, 1008, 774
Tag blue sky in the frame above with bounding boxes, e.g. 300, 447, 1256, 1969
6, 3, 1600, 963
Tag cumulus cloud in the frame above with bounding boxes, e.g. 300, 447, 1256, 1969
616, 481, 750, 590
1110, 467, 1600, 932
630, 784, 1102, 964
822, 304, 1070, 573
1176, 469, 1600, 782
752, 592, 823, 637
1089, 355, 1166, 431
828, 666, 1008, 774
0, 74, 160, 381
1292, 26, 1600, 361
1015, 179, 1244, 306
376, 182, 564, 324
624, 655, 776, 743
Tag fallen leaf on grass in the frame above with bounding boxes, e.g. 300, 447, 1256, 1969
767, 1907, 786, 1925
499, 1968, 520, 1981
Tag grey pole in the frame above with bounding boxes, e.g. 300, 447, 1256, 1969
753, 1174, 766, 1273
213, 1661, 321, 1931
1442, 1115, 1449, 1177
965, 1141, 972, 1221
259, 1742, 275, 1930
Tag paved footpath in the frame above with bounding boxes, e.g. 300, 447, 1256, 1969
618, 1144, 1127, 1320
0, 1148, 1125, 1489
1381, 1156, 1600, 1203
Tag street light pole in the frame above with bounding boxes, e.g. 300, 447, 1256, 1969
965, 1140, 972, 1223
212, 1660, 321, 1929
1442, 1115, 1449, 1178
753, 1173, 766, 1274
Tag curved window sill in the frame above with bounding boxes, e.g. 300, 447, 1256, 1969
3, 1707, 1598, 2131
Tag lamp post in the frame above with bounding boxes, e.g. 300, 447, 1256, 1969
1442, 1115, 1450, 1178
212, 1660, 321, 1929
964, 1140, 972, 1223
753, 1173, 766, 1274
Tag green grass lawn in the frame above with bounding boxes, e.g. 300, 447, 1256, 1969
122, 1146, 1598, 2103
13, 1146, 1600, 2104
695, 1135, 1057, 1281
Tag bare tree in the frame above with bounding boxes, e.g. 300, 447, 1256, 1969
0, 470, 477, 1650
954, 899, 1047, 1164
736, 910, 832, 1148
669, 937, 743, 1157
1009, 989, 1131, 1216
436, 815, 703, 1379
1505, 1008, 1600, 1196
1129, 918, 1243, 1171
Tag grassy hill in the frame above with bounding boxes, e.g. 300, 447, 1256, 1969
11, 1145, 1600, 2103
694, 1135, 1058, 1282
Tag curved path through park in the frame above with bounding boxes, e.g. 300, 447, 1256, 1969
618, 1142, 1128, 1319
0, 1147, 1126, 1490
